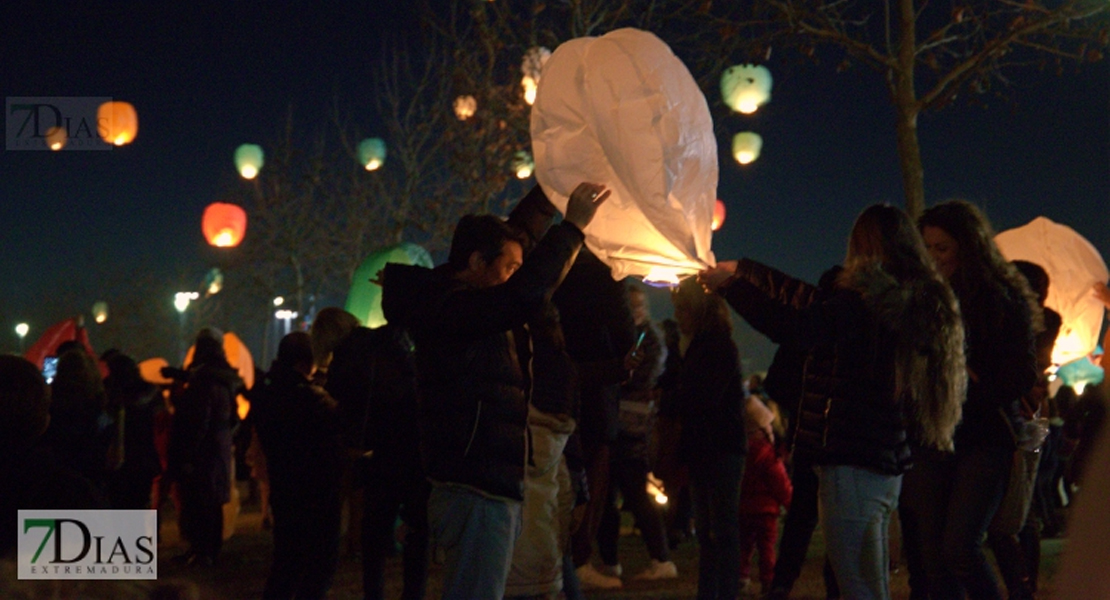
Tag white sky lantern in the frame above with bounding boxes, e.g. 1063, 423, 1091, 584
721, 64, 773, 114
454, 95, 477, 120
358, 137, 387, 171
531, 28, 717, 283
521, 46, 551, 106
732, 132, 762, 165
512, 150, 534, 179
234, 144, 264, 179
995, 216, 1110, 367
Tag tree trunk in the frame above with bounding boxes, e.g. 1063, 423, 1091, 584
894, 0, 925, 219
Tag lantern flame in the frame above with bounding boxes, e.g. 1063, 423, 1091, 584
643, 266, 682, 286
516, 164, 533, 179
647, 473, 668, 505
522, 75, 538, 105
95, 315, 106, 324
364, 158, 382, 171
239, 165, 258, 179
213, 229, 236, 247
735, 151, 756, 164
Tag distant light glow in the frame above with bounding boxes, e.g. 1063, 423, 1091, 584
512, 151, 534, 179
364, 158, 382, 171
235, 144, 264, 179
732, 132, 763, 165
46, 126, 66, 151
275, 309, 298, 320
15, 323, 29, 337
522, 75, 538, 105
213, 228, 236, 247
174, 291, 199, 313
454, 95, 477, 120
239, 165, 258, 179
273, 296, 284, 307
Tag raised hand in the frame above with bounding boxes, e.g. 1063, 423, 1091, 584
697, 260, 739, 293
564, 182, 611, 231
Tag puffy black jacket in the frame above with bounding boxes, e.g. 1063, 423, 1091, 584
381, 222, 584, 501
723, 259, 911, 475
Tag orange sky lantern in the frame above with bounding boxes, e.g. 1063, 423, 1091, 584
202, 202, 247, 248
712, 199, 726, 231
97, 101, 138, 146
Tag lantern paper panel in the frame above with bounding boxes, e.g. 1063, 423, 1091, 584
720, 64, 772, 114
234, 144, 264, 179
96, 101, 138, 146
345, 243, 433, 328
358, 138, 387, 170
531, 28, 717, 282
185, 331, 255, 420
202, 202, 248, 248
995, 216, 1110, 366
732, 132, 762, 165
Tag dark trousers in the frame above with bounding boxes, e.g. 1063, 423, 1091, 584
769, 458, 839, 598
901, 444, 1011, 600
571, 443, 612, 567
362, 468, 430, 600
690, 452, 745, 600
264, 491, 342, 599
177, 483, 223, 561
597, 456, 670, 565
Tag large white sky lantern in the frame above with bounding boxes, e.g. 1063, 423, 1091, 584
995, 216, 1109, 366
531, 28, 717, 283
721, 64, 772, 114
732, 132, 762, 165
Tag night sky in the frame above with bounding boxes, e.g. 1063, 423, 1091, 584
3, 1, 1108, 373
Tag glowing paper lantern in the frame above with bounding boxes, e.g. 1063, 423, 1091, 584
532, 28, 717, 282
712, 199, 726, 231
202, 202, 248, 248
358, 137, 387, 171
345, 243, 433, 328
454, 95, 477, 120
521, 47, 552, 106
204, 268, 224, 296
92, 301, 108, 324
46, 126, 66, 151
1056, 356, 1105, 394
512, 151, 535, 179
720, 64, 772, 114
732, 132, 762, 165
96, 101, 138, 146
138, 357, 172, 385
234, 144, 264, 179
995, 216, 1110, 366
185, 331, 255, 420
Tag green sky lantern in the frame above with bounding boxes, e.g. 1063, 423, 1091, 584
92, 301, 108, 324
358, 137, 387, 171
345, 243, 432, 327
732, 131, 763, 165
234, 144, 264, 179
721, 64, 772, 114
512, 150, 534, 179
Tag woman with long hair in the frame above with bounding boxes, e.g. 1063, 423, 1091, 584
901, 199, 1041, 600
669, 277, 748, 600
700, 204, 967, 599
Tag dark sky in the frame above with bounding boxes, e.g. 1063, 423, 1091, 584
3, 1, 1108, 372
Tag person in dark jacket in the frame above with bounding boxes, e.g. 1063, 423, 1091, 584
380, 182, 608, 600
669, 275, 749, 600
701, 204, 967, 600
253, 331, 345, 599
901, 200, 1041, 600
104, 353, 163, 509
166, 327, 243, 566
40, 347, 112, 496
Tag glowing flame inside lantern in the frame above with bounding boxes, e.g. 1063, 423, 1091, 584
364, 158, 382, 171
454, 95, 477, 120
647, 473, 668, 505
213, 228, 236, 247
522, 75, 538, 105
512, 151, 534, 179
46, 126, 66, 151
240, 165, 258, 179
643, 266, 682, 287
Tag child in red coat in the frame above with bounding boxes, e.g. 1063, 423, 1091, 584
739, 394, 793, 595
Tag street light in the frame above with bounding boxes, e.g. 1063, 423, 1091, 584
15, 323, 29, 353
275, 309, 299, 336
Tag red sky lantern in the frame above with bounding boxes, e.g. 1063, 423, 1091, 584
202, 202, 247, 248
712, 199, 727, 231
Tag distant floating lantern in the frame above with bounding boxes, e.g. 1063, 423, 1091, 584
96, 101, 138, 146
712, 199, 727, 231
454, 95, 477, 120
46, 126, 66, 151
202, 202, 248, 248
92, 301, 108, 324
234, 144, 264, 179
720, 64, 772, 114
512, 150, 534, 179
732, 132, 763, 165
204, 268, 224, 296
358, 137, 387, 171
521, 47, 551, 106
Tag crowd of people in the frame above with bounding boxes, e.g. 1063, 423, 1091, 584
2, 188, 1109, 600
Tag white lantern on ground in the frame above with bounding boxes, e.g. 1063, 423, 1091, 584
531, 28, 717, 282
732, 132, 762, 165
721, 64, 773, 114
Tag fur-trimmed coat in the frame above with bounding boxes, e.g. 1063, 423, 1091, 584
721, 258, 966, 475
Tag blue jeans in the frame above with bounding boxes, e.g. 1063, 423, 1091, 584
428, 483, 523, 600
817, 465, 902, 600
689, 452, 745, 600
901, 445, 1011, 600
